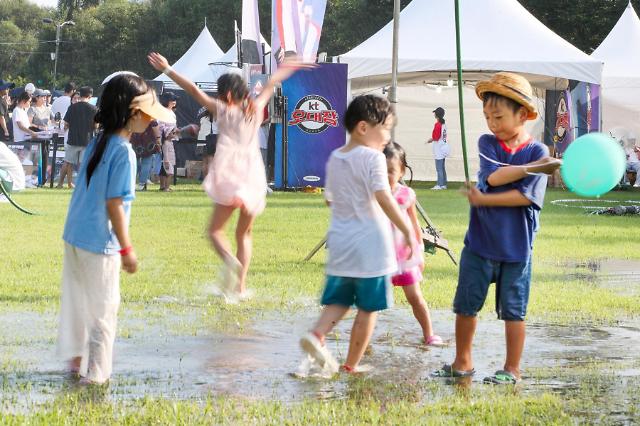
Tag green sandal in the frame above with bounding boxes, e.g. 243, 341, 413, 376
483, 370, 521, 385
431, 363, 475, 378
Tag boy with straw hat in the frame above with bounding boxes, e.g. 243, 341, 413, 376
432, 72, 560, 385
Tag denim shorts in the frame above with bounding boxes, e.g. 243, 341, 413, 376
321, 275, 393, 312
453, 247, 532, 321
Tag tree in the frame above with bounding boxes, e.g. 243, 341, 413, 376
0, 21, 38, 77
57, 0, 102, 21
519, 0, 640, 53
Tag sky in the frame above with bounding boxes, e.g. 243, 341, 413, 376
28, 0, 58, 8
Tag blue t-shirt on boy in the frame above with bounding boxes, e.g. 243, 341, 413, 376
464, 134, 548, 263
63, 134, 137, 255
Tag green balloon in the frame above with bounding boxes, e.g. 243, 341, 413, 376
561, 133, 626, 197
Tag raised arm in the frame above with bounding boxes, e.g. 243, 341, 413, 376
254, 61, 313, 110
148, 52, 218, 115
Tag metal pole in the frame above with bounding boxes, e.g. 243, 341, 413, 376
53, 24, 60, 90
454, 0, 470, 182
389, 0, 400, 139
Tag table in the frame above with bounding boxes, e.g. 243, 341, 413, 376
21, 132, 63, 187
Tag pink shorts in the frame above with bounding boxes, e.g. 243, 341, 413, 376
392, 267, 423, 286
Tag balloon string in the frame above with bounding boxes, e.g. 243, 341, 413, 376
478, 152, 548, 176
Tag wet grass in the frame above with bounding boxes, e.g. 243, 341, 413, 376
1, 183, 640, 423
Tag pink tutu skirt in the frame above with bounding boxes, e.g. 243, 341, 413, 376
392, 266, 423, 286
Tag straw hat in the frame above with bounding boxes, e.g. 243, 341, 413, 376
475, 72, 537, 120
129, 90, 176, 124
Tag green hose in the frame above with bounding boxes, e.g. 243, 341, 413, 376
454, 0, 470, 183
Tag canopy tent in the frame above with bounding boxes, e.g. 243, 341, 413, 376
335, 0, 601, 182
154, 26, 224, 83
336, 0, 602, 90
591, 2, 640, 143
213, 34, 272, 66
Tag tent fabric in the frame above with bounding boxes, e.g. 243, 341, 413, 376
361, 85, 545, 182
336, 0, 602, 87
154, 26, 224, 82
591, 2, 640, 140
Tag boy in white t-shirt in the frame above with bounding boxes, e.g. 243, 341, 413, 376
300, 95, 413, 374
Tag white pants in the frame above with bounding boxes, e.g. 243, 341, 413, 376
57, 243, 121, 383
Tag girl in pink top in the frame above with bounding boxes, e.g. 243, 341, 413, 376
384, 142, 443, 346
148, 52, 306, 300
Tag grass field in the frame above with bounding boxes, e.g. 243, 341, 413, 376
1, 183, 639, 424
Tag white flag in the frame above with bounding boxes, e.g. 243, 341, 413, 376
241, 0, 263, 65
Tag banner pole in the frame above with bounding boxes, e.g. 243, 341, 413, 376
454, 0, 470, 182
389, 0, 400, 140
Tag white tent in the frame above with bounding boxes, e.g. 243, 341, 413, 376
335, 0, 601, 182
154, 26, 224, 83
337, 0, 602, 89
591, 2, 640, 143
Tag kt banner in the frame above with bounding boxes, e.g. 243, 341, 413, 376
274, 62, 348, 188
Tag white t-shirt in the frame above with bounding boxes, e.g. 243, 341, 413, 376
324, 145, 396, 278
625, 147, 639, 165
197, 115, 218, 141
11, 106, 31, 142
432, 122, 450, 160
0, 141, 25, 191
51, 95, 71, 141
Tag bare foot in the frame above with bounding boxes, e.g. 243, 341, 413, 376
68, 357, 81, 373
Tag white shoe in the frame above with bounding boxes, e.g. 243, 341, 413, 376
300, 332, 339, 374
431, 185, 442, 190
633, 183, 640, 188
440, 185, 447, 190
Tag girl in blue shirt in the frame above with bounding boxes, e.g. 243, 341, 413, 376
57, 73, 175, 385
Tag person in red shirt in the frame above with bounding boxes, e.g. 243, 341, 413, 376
426, 107, 449, 189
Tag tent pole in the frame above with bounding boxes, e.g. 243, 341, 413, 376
389, 0, 400, 139
454, 0, 470, 182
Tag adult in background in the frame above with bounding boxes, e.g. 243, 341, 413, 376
51, 82, 76, 138
197, 105, 217, 179
426, 107, 450, 190
57, 86, 97, 188
625, 143, 640, 188
12, 92, 37, 142
0, 79, 15, 142
158, 92, 178, 192
130, 121, 160, 191
28, 89, 53, 130
11, 92, 38, 186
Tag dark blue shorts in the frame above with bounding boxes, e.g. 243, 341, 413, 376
321, 275, 393, 312
453, 247, 532, 321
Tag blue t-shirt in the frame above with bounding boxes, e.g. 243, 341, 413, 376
464, 134, 548, 262
63, 134, 136, 255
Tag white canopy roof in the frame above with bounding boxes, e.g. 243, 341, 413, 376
154, 26, 224, 83
336, 0, 602, 89
592, 3, 640, 106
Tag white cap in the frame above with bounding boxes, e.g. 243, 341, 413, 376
24, 83, 35, 94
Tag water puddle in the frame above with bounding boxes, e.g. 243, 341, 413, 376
0, 305, 638, 418
563, 259, 640, 294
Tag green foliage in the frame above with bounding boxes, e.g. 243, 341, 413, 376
519, 0, 640, 53
0, 0, 640, 98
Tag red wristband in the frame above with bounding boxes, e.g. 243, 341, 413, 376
118, 246, 133, 256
